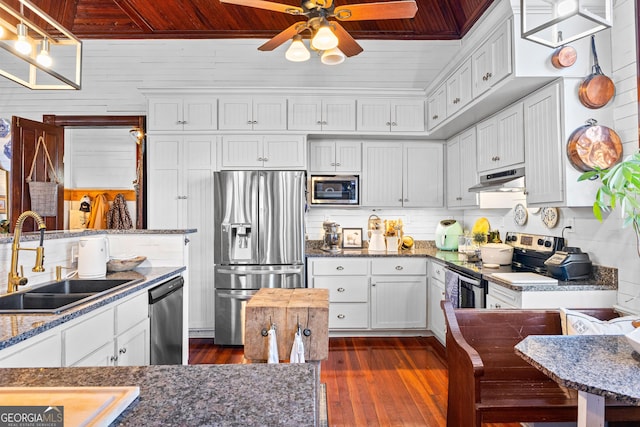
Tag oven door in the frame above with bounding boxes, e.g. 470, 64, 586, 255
458, 274, 486, 308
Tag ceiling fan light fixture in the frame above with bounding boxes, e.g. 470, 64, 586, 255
321, 47, 345, 65
311, 23, 338, 51
285, 35, 310, 62
15, 22, 31, 55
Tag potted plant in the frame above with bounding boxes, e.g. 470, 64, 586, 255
579, 151, 640, 255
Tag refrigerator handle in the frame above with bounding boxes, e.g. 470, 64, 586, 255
216, 267, 303, 275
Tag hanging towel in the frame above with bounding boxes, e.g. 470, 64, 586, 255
289, 328, 306, 364
87, 193, 109, 229
107, 193, 133, 230
267, 325, 279, 364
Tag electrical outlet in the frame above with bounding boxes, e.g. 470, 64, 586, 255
565, 218, 575, 232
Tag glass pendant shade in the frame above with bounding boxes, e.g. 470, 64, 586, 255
36, 39, 52, 67
321, 47, 345, 65
285, 35, 310, 62
521, 0, 612, 48
311, 25, 338, 51
15, 22, 31, 55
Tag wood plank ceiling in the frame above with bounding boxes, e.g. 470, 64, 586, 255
14, 0, 495, 40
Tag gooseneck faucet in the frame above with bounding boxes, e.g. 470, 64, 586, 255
7, 211, 46, 294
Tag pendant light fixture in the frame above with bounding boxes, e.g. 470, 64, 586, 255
0, 0, 82, 89
521, 0, 612, 48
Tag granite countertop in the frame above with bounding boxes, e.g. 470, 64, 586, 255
515, 335, 640, 405
0, 229, 197, 244
0, 363, 319, 426
484, 265, 618, 292
0, 266, 186, 350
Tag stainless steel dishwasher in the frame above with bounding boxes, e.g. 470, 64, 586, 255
149, 276, 184, 364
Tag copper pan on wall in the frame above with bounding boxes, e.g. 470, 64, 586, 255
578, 36, 615, 109
567, 119, 622, 172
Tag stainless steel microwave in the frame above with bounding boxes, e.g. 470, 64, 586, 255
309, 175, 359, 205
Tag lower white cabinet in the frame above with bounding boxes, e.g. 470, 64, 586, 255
0, 329, 62, 367
308, 257, 428, 333
486, 282, 617, 309
428, 260, 447, 344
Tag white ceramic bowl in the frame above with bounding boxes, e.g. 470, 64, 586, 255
479, 243, 514, 265
107, 255, 146, 272
626, 327, 640, 353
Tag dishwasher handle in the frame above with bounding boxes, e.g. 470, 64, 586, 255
149, 276, 184, 304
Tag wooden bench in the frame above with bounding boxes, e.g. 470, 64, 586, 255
442, 301, 640, 427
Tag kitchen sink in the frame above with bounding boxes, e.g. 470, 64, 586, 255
28, 279, 133, 294
0, 278, 141, 314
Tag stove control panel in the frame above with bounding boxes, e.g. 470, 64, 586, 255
505, 232, 564, 253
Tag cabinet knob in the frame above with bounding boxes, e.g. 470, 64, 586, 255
404, 198, 409, 202
398, 198, 403, 202
258, 157, 264, 161
330, 162, 335, 166
432, 115, 438, 120
336, 266, 344, 271
395, 265, 403, 270
391, 122, 397, 126
322, 121, 327, 125
495, 156, 500, 161
110, 356, 118, 362
337, 287, 345, 292
335, 163, 340, 166
263, 157, 268, 162
119, 347, 127, 354
435, 269, 440, 274
247, 120, 252, 125
317, 121, 322, 125
495, 303, 502, 309
386, 122, 391, 126
487, 72, 492, 79
337, 314, 346, 319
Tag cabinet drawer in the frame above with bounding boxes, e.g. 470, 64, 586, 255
488, 282, 522, 307
371, 258, 426, 275
63, 308, 114, 366
310, 258, 368, 276
431, 261, 446, 283
329, 303, 369, 329
314, 276, 369, 303
115, 292, 149, 334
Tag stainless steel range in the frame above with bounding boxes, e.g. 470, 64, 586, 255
504, 232, 565, 275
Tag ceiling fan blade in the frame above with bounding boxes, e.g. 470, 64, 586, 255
332, 22, 363, 57
333, 1, 417, 21
220, 0, 304, 15
258, 22, 306, 51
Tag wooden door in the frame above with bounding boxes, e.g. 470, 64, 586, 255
10, 116, 64, 232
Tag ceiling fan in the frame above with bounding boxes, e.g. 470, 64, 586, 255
219, 0, 418, 63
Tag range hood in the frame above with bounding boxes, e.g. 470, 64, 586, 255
469, 167, 525, 193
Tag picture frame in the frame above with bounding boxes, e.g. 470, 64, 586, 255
0, 196, 6, 214
342, 227, 363, 249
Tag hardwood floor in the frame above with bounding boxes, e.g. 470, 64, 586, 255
189, 336, 521, 427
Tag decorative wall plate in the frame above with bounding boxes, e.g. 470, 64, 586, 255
541, 207, 559, 228
513, 203, 528, 226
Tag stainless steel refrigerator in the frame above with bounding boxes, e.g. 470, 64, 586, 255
214, 170, 306, 345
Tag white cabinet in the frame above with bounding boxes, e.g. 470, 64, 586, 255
476, 102, 524, 173
288, 97, 356, 131
523, 83, 564, 205
428, 260, 447, 344
362, 141, 443, 208
308, 140, 361, 173
147, 96, 217, 131
486, 281, 616, 309
147, 135, 215, 332
446, 127, 479, 209
64, 292, 150, 367
370, 258, 427, 329
218, 96, 287, 131
357, 98, 425, 132
220, 135, 305, 169
446, 58, 473, 116
472, 20, 513, 98
427, 83, 447, 130
0, 329, 62, 367
308, 257, 428, 333
308, 258, 369, 330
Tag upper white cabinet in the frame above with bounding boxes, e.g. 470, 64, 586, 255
288, 97, 356, 131
357, 98, 425, 132
218, 96, 287, 131
148, 96, 217, 131
427, 83, 447, 131
220, 134, 306, 169
362, 141, 443, 207
446, 58, 473, 116
472, 19, 513, 98
446, 127, 478, 209
308, 140, 361, 173
476, 102, 524, 173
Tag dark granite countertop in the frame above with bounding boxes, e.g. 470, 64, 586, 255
0, 266, 186, 350
0, 363, 319, 426
515, 335, 640, 405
